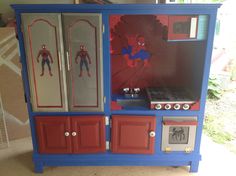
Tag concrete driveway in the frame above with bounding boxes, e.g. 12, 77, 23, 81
0, 134, 236, 176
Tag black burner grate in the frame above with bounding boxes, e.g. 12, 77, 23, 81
146, 88, 195, 102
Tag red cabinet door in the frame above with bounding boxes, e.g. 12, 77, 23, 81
111, 115, 156, 154
71, 116, 106, 153
35, 116, 72, 154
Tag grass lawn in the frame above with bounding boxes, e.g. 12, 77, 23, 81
204, 79, 236, 153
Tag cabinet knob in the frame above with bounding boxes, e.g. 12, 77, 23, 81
72, 132, 77, 137
64, 132, 70, 137
149, 131, 156, 137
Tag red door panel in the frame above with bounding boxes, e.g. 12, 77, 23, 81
71, 116, 106, 153
111, 115, 156, 154
35, 116, 72, 154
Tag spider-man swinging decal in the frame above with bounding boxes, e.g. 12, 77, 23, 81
36, 44, 53, 76
122, 35, 151, 68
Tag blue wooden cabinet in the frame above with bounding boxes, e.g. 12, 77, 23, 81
12, 3, 220, 173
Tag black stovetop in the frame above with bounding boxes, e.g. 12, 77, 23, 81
146, 87, 195, 102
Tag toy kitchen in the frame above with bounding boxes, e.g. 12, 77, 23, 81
12, 3, 220, 173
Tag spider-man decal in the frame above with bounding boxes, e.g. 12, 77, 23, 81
171, 127, 186, 142
75, 45, 92, 77
110, 15, 169, 93
36, 44, 53, 76
122, 35, 151, 67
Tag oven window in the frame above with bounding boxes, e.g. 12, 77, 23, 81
169, 126, 189, 144
173, 21, 190, 34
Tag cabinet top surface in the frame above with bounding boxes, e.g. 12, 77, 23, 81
11, 3, 221, 12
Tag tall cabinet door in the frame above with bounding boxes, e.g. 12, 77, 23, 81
71, 116, 106, 153
62, 13, 104, 112
21, 13, 67, 112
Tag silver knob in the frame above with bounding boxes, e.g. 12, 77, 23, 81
183, 104, 190, 110
149, 131, 156, 137
134, 88, 140, 93
123, 88, 129, 93
174, 104, 181, 110
72, 132, 77, 136
165, 104, 171, 110
155, 104, 162, 110
64, 132, 70, 137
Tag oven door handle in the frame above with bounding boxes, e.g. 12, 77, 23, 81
163, 120, 198, 126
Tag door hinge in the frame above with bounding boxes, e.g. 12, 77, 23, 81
24, 93, 27, 103
20, 24, 24, 33
105, 116, 109, 125
29, 100, 33, 110
106, 141, 110, 150
103, 96, 106, 104
110, 119, 112, 128
102, 24, 105, 33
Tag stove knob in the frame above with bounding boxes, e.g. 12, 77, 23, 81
183, 104, 190, 110
164, 104, 171, 110
154, 104, 162, 110
174, 104, 181, 110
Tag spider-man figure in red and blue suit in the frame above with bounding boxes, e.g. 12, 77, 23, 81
122, 35, 151, 67
36, 44, 53, 76
75, 45, 92, 77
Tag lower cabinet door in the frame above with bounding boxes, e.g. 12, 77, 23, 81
71, 116, 106, 153
35, 116, 72, 154
111, 115, 156, 154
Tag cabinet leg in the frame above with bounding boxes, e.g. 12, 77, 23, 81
34, 162, 44, 173
190, 161, 199, 173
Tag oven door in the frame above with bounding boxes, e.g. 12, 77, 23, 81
161, 116, 197, 153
